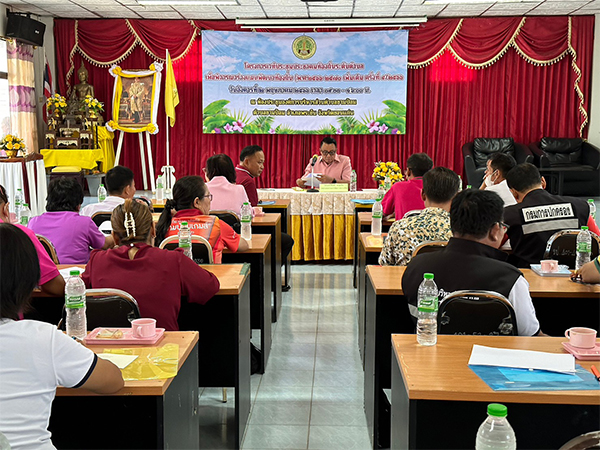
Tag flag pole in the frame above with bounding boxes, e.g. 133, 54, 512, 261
164, 49, 171, 193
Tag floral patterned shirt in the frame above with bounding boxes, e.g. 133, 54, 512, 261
378, 207, 452, 266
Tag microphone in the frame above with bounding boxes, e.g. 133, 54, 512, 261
308, 155, 319, 192
311, 155, 318, 167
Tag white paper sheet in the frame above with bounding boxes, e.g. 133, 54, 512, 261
468, 345, 576, 373
59, 266, 83, 278
97, 353, 139, 369
302, 173, 322, 187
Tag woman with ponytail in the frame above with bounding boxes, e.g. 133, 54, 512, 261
155, 176, 248, 263
81, 199, 219, 330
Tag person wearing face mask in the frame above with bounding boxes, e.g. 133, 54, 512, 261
479, 153, 517, 207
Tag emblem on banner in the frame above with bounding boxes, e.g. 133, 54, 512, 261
292, 36, 316, 60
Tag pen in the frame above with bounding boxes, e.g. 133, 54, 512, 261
591, 365, 600, 382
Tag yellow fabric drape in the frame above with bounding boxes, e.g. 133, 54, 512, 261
40, 148, 105, 170
294, 214, 355, 261
96, 126, 115, 171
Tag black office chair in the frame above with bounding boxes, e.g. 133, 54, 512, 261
58, 288, 140, 330
438, 290, 518, 336
412, 240, 448, 257
544, 229, 600, 269
210, 210, 241, 233
559, 431, 600, 450
402, 209, 422, 219
36, 234, 60, 264
158, 235, 214, 264
91, 211, 113, 228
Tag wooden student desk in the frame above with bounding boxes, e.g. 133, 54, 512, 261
353, 211, 393, 288
259, 199, 292, 290
391, 335, 600, 449
364, 265, 600, 450
223, 234, 272, 373
51, 332, 200, 449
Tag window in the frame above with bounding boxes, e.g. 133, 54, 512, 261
0, 40, 9, 136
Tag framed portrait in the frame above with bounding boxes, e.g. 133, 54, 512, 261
106, 62, 163, 134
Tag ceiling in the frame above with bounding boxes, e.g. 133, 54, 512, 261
3, 0, 599, 21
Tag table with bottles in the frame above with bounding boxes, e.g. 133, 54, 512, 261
390, 335, 599, 449
257, 188, 379, 261
0, 152, 47, 216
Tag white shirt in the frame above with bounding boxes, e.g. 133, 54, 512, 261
80, 196, 125, 217
486, 180, 517, 207
0, 320, 95, 450
508, 276, 540, 336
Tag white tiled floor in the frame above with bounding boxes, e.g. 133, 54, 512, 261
240, 264, 370, 450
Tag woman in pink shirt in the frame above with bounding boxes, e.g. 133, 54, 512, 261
205, 154, 251, 217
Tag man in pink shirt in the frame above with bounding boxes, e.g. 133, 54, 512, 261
382, 153, 433, 220
296, 137, 352, 188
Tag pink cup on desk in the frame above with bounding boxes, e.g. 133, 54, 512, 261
540, 260, 559, 272
564, 327, 597, 348
132, 318, 156, 338
253, 207, 264, 216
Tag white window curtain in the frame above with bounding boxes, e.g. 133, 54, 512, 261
7, 40, 38, 154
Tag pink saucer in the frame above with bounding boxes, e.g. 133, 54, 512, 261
562, 342, 600, 360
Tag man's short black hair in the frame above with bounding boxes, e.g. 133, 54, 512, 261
488, 153, 517, 177
46, 177, 84, 212
106, 165, 134, 195
450, 189, 504, 239
422, 167, 459, 204
505, 163, 542, 193
407, 153, 433, 177
240, 145, 263, 163
320, 136, 337, 149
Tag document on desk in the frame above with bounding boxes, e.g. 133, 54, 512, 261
59, 266, 84, 278
97, 353, 138, 369
302, 173, 321, 187
468, 345, 576, 373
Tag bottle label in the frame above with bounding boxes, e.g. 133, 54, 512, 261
241, 216, 252, 223
372, 212, 383, 219
577, 242, 591, 253
66, 295, 85, 308
179, 242, 191, 248
19, 216, 28, 225
418, 296, 438, 313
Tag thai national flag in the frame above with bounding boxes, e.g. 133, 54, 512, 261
43, 56, 52, 119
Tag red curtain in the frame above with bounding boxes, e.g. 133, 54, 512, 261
53, 17, 594, 189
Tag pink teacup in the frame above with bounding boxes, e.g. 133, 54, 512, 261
540, 260, 559, 272
253, 207, 264, 217
565, 327, 597, 349
132, 318, 157, 338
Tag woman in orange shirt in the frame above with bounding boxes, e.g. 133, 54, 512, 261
156, 176, 248, 263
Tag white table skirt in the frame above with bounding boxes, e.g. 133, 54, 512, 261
0, 158, 47, 216
258, 188, 378, 215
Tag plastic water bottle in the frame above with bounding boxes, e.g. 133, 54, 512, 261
350, 170, 357, 192
588, 199, 596, 221
14, 188, 24, 222
371, 198, 383, 236
458, 175, 463, 192
416, 273, 438, 346
466, 185, 472, 189
19, 203, 31, 225
65, 270, 87, 340
178, 221, 193, 260
575, 226, 592, 270
384, 174, 391, 192
97, 183, 107, 203
241, 202, 252, 240
377, 184, 385, 200
156, 176, 164, 202
475, 403, 516, 450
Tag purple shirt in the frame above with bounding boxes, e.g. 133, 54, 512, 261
28, 211, 105, 264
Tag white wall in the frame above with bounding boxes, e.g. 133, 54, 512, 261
587, 14, 600, 147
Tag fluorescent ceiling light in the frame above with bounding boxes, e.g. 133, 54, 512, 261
237, 17, 427, 29
138, 0, 239, 5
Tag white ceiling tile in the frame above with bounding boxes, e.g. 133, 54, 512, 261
266, 9, 309, 16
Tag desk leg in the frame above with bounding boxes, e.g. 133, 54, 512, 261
236, 280, 252, 449
358, 238, 367, 368
353, 208, 360, 288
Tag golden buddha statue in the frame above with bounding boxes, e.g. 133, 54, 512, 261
71, 62, 95, 100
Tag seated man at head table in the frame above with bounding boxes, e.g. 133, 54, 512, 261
0, 184, 65, 296
479, 152, 517, 207
296, 136, 352, 188
236, 145, 295, 290
0, 223, 123, 450
504, 163, 599, 268
382, 152, 433, 220
402, 189, 544, 336
379, 167, 459, 266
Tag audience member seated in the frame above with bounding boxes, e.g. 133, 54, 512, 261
296, 137, 352, 188
206, 153, 251, 217
0, 223, 123, 449
576, 256, 600, 283
504, 163, 598, 268
28, 177, 112, 264
155, 176, 248, 264
402, 189, 543, 336
80, 165, 136, 221
379, 167, 458, 266
479, 153, 517, 206
0, 184, 65, 296
382, 153, 433, 220
82, 199, 219, 330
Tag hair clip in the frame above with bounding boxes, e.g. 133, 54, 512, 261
124, 212, 136, 237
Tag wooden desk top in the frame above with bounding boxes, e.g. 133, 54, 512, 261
360, 232, 386, 251
358, 211, 394, 227
251, 213, 280, 226
392, 335, 599, 405
366, 265, 600, 298
57, 331, 199, 397
223, 234, 271, 254
259, 199, 290, 208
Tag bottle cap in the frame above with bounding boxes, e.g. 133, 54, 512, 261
100, 184, 104, 187
487, 403, 507, 417
424, 273, 434, 280
69, 269, 80, 276
243, 202, 249, 205
588, 199, 594, 202
23, 203, 28, 207
182, 221, 188, 226
582, 226, 589, 231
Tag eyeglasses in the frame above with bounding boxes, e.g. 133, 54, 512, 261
498, 221, 508, 231
320, 150, 336, 156
204, 194, 213, 201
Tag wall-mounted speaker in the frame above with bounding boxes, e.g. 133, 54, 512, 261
5, 13, 45, 47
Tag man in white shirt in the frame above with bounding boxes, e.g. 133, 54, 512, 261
80, 165, 136, 217
479, 153, 517, 207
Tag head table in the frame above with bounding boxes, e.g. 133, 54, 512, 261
258, 188, 378, 261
